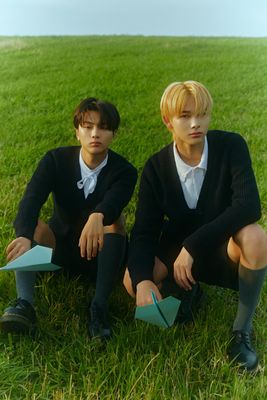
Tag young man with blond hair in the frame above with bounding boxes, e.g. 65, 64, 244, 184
124, 80, 267, 371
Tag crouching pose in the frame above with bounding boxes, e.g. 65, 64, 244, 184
124, 81, 267, 370
0, 97, 137, 340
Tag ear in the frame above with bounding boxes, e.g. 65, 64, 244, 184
163, 115, 173, 131
75, 129, 80, 141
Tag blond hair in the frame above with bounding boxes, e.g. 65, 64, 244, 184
160, 80, 213, 121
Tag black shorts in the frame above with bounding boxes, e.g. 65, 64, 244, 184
51, 234, 98, 280
157, 233, 239, 291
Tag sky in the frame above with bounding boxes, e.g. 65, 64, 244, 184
0, 0, 267, 37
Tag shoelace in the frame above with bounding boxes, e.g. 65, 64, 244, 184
235, 331, 253, 351
11, 298, 25, 308
90, 304, 109, 328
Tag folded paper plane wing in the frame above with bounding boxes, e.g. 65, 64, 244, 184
0, 245, 61, 272
135, 301, 169, 328
135, 291, 181, 328
157, 296, 181, 327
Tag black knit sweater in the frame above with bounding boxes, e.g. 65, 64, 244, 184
14, 146, 137, 242
128, 131, 261, 289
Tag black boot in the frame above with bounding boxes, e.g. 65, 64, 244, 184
228, 330, 259, 371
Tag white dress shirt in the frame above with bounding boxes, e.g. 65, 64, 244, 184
77, 150, 108, 198
173, 137, 208, 209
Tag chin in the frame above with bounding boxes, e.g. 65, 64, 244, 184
89, 148, 106, 155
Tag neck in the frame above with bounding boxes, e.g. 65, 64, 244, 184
175, 140, 204, 166
81, 149, 108, 169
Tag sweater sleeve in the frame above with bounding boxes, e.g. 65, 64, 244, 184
93, 162, 137, 226
128, 159, 164, 289
13, 151, 56, 240
183, 134, 261, 258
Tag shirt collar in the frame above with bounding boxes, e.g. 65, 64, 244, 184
79, 150, 108, 177
77, 150, 108, 197
173, 136, 208, 182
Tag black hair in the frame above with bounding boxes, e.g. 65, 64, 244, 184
73, 97, 120, 132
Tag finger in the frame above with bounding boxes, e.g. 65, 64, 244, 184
173, 266, 180, 286
186, 269, 196, 285
91, 237, 99, 258
154, 287, 162, 301
97, 234, 104, 252
176, 276, 187, 290
7, 249, 19, 262
179, 270, 192, 290
7, 246, 23, 262
86, 237, 93, 260
79, 235, 86, 258
137, 298, 151, 307
6, 240, 17, 254
173, 264, 183, 286
182, 276, 192, 290
144, 296, 154, 306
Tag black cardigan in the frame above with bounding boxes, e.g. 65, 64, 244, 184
14, 146, 137, 241
128, 131, 261, 288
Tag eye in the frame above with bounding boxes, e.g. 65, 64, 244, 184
82, 123, 93, 129
198, 110, 208, 117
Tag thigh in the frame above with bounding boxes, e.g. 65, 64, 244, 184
157, 234, 239, 290
156, 233, 183, 276
52, 235, 97, 280
193, 242, 239, 290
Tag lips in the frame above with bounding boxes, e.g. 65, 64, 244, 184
189, 132, 203, 138
90, 142, 102, 146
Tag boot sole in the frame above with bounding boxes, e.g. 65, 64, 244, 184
0, 314, 36, 334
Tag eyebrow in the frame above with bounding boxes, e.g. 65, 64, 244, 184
82, 119, 95, 124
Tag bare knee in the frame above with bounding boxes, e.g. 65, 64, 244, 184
232, 224, 267, 269
104, 214, 126, 236
34, 219, 56, 249
153, 257, 168, 283
123, 257, 168, 298
123, 268, 135, 298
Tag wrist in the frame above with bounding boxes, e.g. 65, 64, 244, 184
90, 212, 104, 220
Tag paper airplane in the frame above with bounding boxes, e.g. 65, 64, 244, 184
0, 245, 61, 272
135, 290, 181, 328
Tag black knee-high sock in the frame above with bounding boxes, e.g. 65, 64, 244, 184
15, 241, 38, 306
92, 233, 126, 308
15, 271, 36, 305
233, 264, 267, 332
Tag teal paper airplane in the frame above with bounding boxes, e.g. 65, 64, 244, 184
135, 291, 181, 328
0, 245, 61, 272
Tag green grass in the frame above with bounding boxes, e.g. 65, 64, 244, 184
0, 35, 267, 399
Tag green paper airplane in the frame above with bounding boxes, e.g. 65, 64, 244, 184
0, 245, 61, 272
135, 290, 181, 328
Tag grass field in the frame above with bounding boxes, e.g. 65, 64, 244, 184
0, 35, 266, 399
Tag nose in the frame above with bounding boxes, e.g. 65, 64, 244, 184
91, 126, 100, 138
190, 116, 200, 129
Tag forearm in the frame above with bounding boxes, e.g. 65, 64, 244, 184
128, 233, 157, 290
14, 152, 55, 239
93, 166, 137, 225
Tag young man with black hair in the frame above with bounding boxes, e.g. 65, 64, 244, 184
0, 97, 137, 340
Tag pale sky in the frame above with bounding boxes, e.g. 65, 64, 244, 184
0, 0, 267, 37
